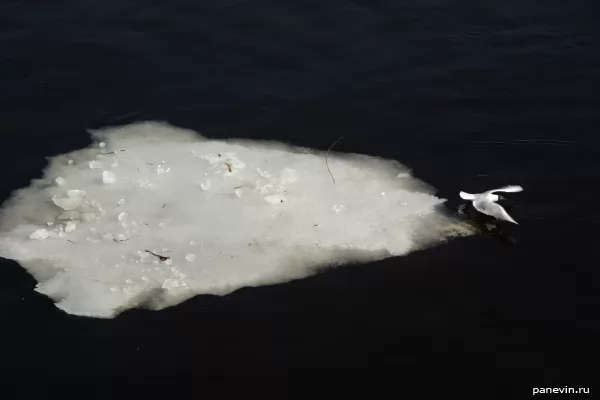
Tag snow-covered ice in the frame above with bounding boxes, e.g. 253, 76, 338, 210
102, 170, 117, 184
0, 122, 473, 318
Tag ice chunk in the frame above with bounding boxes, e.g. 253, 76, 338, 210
51, 189, 88, 211
264, 195, 284, 204
162, 278, 180, 289
99, 142, 106, 148
332, 204, 346, 213
58, 210, 81, 220
67, 190, 87, 198
64, 221, 77, 233
52, 195, 83, 211
200, 180, 211, 190
0, 121, 474, 318
102, 170, 117, 184
55, 177, 66, 186
156, 162, 171, 175
29, 229, 49, 240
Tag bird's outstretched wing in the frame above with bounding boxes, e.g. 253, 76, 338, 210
473, 199, 518, 224
486, 185, 523, 194
459, 191, 476, 200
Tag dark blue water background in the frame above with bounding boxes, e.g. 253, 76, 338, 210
1, 0, 599, 387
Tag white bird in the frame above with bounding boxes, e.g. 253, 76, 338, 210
459, 185, 523, 224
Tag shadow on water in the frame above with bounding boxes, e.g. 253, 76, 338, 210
455, 201, 519, 246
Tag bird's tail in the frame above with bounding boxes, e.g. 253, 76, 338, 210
459, 191, 475, 200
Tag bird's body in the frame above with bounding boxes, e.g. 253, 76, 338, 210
459, 185, 523, 224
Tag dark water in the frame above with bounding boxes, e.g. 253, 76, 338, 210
1, 0, 600, 389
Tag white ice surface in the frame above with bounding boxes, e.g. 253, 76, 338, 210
0, 122, 473, 318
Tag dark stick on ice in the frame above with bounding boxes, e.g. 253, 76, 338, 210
115, 234, 140, 243
145, 250, 170, 262
120, 234, 139, 242
101, 150, 126, 155
325, 136, 343, 183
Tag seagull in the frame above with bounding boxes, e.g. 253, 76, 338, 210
459, 185, 523, 224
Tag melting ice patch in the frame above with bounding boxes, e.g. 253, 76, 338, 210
0, 122, 472, 318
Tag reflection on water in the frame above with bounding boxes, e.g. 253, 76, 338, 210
457, 202, 518, 245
